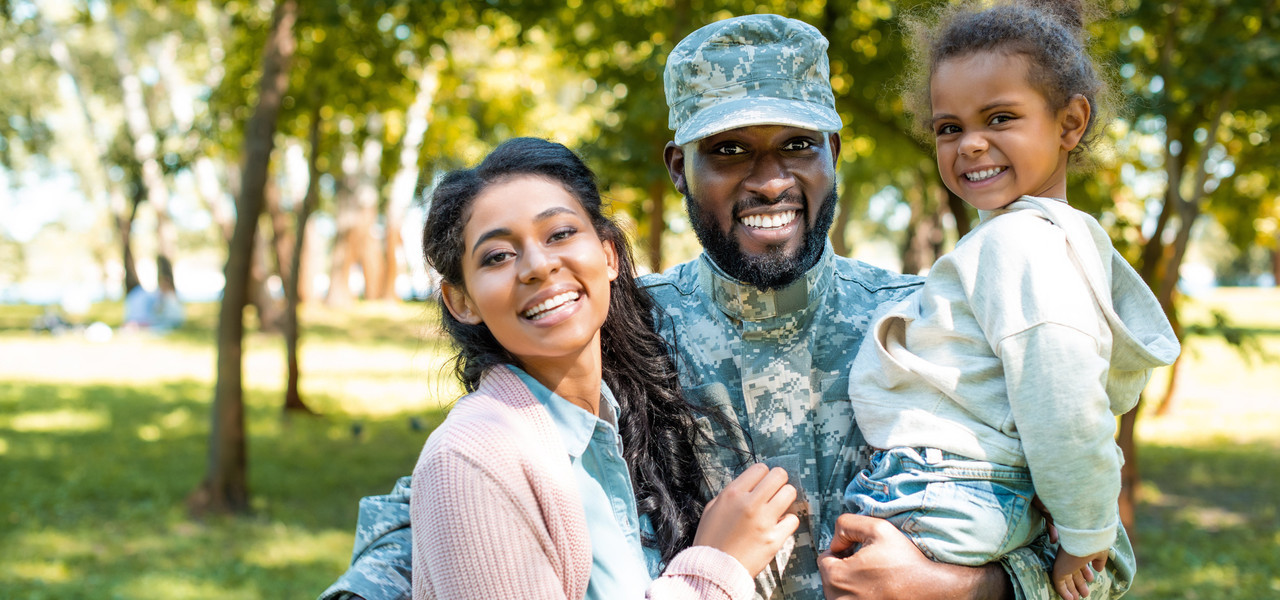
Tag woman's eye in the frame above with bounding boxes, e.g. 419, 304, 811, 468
549, 227, 577, 243
481, 251, 513, 267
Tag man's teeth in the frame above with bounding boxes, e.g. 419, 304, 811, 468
524, 291, 579, 320
740, 211, 798, 229
965, 167, 1005, 182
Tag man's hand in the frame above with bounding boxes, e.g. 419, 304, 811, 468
817, 514, 1013, 600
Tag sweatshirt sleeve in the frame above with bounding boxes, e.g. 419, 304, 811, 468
998, 324, 1122, 556
411, 448, 572, 600
647, 546, 755, 600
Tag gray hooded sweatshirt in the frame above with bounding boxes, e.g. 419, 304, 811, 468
847, 196, 1180, 557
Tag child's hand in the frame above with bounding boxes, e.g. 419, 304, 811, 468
693, 463, 800, 576
1053, 548, 1109, 600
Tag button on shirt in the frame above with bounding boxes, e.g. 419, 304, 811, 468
509, 367, 651, 600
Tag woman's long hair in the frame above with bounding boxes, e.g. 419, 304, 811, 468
423, 137, 711, 564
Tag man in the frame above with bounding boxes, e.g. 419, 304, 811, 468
320, 14, 1133, 600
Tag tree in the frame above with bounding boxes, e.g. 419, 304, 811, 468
189, 0, 297, 516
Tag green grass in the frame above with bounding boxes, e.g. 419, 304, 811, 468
1, 289, 1277, 598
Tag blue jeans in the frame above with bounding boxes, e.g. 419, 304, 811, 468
843, 447, 1043, 566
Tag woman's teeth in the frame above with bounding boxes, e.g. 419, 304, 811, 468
740, 211, 798, 229
524, 291, 579, 320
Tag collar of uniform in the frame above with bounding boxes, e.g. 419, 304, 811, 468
699, 241, 835, 321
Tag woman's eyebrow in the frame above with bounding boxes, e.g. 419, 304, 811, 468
469, 207, 580, 254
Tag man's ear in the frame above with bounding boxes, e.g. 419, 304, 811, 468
828, 132, 842, 168
1060, 94, 1091, 151
663, 141, 689, 196
440, 281, 482, 325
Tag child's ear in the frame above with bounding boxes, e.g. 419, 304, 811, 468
1060, 94, 1092, 151
440, 281, 482, 325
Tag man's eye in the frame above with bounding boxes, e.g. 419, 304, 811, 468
714, 144, 746, 156
783, 139, 814, 151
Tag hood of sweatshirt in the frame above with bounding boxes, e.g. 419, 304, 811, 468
993, 197, 1182, 413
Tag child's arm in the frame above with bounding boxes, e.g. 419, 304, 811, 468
1053, 549, 1110, 600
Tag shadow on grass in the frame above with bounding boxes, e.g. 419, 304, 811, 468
1132, 441, 1280, 599
0, 379, 446, 598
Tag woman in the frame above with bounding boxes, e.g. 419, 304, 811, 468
412, 137, 798, 599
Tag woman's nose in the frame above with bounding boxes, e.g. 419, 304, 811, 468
517, 246, 560, 283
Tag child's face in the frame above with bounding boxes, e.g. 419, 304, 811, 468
930, 51, 1084, 211
442, 175, 618, 373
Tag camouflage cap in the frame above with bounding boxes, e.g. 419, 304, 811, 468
664, 14, 842, 145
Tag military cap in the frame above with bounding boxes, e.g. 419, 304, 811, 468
664, 14, 843, 145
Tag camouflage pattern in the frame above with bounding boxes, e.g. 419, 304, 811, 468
318, 246, 1137, 600
664, 14, 842, 145
640, 245, 1135, 600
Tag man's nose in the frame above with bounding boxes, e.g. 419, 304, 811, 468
743, 153, 795, 201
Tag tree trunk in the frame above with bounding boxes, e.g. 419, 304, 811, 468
1272, 242, 1280, 287
264, 176, 295, 297
830, 183, 856, 257
283, 109, 323, 415
944, 188, 972, 239
648, 179, 666, 273
326, 140, 360, 307
117, 194, 142, 295
189, 0, 296, 518
356, 117, 386, 300
108, 7, 178, 264
1116, 397, 1141, 546
379, 63, 440, 301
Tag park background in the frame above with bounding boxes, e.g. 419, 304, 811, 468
1, 0, 1277, 598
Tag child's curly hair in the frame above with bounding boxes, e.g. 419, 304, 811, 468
901, 0, 1120, 161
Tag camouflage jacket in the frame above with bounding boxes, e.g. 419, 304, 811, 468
319, 245, 1135, 600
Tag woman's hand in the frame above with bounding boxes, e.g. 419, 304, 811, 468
693, 463, 800, 577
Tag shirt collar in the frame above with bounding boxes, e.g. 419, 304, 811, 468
699, 241, 836, 321
507, 365, 618, 458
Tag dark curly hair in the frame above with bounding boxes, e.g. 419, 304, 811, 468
423, 137, 713, 564
903, 0, 1117, 160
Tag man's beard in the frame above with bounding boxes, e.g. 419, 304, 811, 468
685, 185, 838, 291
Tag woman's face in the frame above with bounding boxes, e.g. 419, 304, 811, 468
442, 175, 618, 373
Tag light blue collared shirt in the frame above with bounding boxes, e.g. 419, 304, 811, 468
510, 366, 655, 599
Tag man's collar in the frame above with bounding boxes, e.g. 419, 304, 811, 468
699, 242, 835, 321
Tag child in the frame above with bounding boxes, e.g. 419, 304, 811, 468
413, 137, 798, 599
843, 2, 1180, 599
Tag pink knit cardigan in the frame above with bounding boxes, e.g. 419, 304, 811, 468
410, 365, 755, 600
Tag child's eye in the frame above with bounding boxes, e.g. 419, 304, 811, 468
990, 114, 1015, 125
936, 124, 960, 136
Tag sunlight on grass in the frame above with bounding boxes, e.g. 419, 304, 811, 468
115, 574, 249, 600
7, 561, 71, 584
242, 529, 352, 568
8, 408, 109, 432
